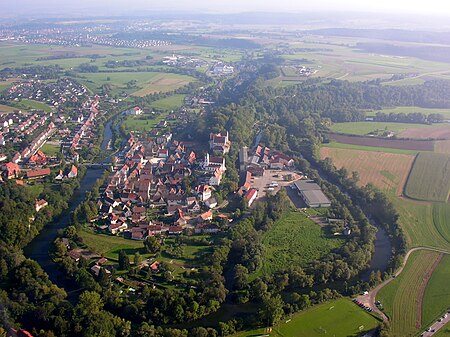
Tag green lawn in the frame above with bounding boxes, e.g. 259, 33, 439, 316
233, 298, 380, 337
40, 143, 60, 157
78, 229, 146, 259
151, 94, 186, 110
9, 99, 53, 112
377, 250, 441, 336
404, 152, 450, 202
254, 211, 344, 277
322, 141, 419, 155
121, 110, 171, 133
422, 254, 450, 327
329, 121, 430, 136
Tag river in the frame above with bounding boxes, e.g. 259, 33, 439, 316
24, 119, 114, 300
361, 226, 392, 280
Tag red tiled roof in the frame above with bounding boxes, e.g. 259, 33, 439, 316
26, 167, 50, 179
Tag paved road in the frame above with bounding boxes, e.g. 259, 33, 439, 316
357, 246, 450, 322
421, 314, 450, 336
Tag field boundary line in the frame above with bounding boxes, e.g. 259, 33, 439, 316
403, 152, 420, 199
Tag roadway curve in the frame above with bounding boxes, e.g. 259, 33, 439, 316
357, 246, 450, 322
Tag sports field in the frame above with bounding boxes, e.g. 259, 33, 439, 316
255, 211, 344, 277
233, 298, 380, 337
404, 152, 450, 202
377, 250, 442, 336
320, 147, 414, 195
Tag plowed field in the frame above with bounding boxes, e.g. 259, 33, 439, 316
320, 147, 415, 195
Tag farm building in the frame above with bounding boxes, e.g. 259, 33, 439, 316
294, 180, 331, 208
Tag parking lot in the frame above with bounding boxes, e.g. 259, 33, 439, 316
251, 169, 303, 203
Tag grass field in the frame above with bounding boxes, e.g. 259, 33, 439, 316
329, 121, 431, 136
255, 211, 344, 277
322, 141, 419, 155
233, 298, 380, 337
392, 198, 450, 249
377, 250, 442, 337
0, 104, 16, 113
78, 229, 147, 260
9, 99, 53, 112
40, 142, 60, 157
404, 152, 450, 202
151, 94, 186, 110
320, 147, 415, 195
77, 72, 195, 96
422, 255, 450, 327
121, 109, 172, 133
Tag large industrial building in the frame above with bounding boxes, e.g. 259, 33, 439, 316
294, 180, 331, 208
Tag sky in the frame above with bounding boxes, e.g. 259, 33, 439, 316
3, 0, 450, 17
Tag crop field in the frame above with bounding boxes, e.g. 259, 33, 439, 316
327, 133, 435, 151
233, 298, 380, 337
256, 211, 344, 277
77, 72, 195, 96
432, 204, 450, 246
151, 94, 186, 110
404, 152, 450, 202
322, 141, 419, 155
330, 121, 431, 136
0, 42, 188, 71
280, 38, 450, 82
392, 198, 450, 249
422, 255, 450, 327
434, 140, 450, 154
377, 250, 442, 336
399, 124, 450, 140
320, 147, 414, 195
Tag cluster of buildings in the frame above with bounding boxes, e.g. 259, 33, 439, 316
239, 145, 295, 175
2, 26, 171, 49
162, 54, 208, 68
0, 109, 54, 155
95, 130, 231, 240
211, 62, 234, 76
63, 97, 101, 161
6, 79, 87, 107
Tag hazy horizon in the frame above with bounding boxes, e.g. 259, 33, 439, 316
3, 0, 450, 18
